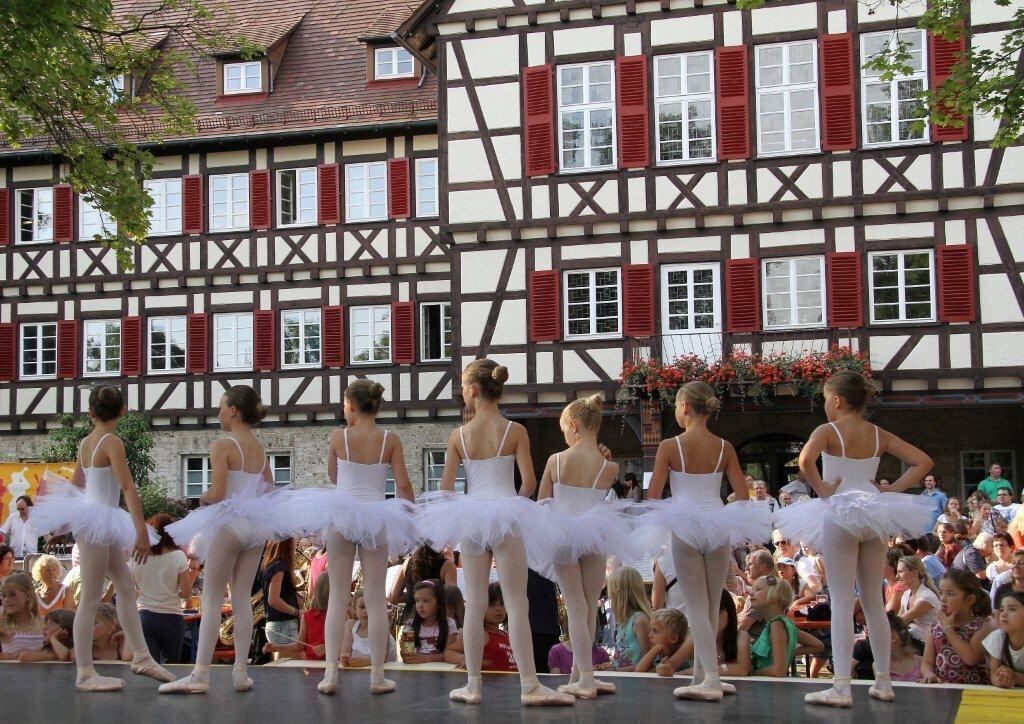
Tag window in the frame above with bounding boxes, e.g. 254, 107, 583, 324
184, 456, 211, 499
223, 61, 262, 94
148, 316, 186, 373
565, 269, 621, 339
762, 256, 825, 329
281, 309, 321, 368
16, 188, 53, 244
862, 30, 928, 146
755, 41, 819, 155
416, 158, 438, 217
214, 313, 253, 371
869, 250, 935, 323
269, 454, 292, 488
145, 179, 182, 236
108, 74, 126, 102
278, 168, 317, 227
424, 449, 467, 494
661, 264, 721, 361
20, 323, 57, 379
209, 173, 249, 231
961, 451, 1016, 498
655, 52, 715, 164
420, 302, 452, 361
375, 47, 415, 80
350, 306, 391, 364
345, 162, 387, 221
84, 319, 121, 376
558, 62, 616, 171
79, 196, 116, 239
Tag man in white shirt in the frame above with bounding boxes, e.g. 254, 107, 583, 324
753, 480, 779, 513
993, 488, 1021, 524
780, 477, 812, 503
0, 496, 41, 558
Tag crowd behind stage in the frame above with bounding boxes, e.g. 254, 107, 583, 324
3, 466, 1023, 688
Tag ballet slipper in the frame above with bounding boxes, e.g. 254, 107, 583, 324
673, 682, 725, 702
318, 669, 338, 695
449, 685, 483, 705
557, 681, 598, 700
521, 683, 576, 706
159, 674, 210, 694
130, 656, 175, 683
868, 685, 895, 702
76, 673, 125, 692
232, 668, 253, 693
720, 682, 737, 695
370, 673, 397, 694
594, 678, 616, 694
804, 686, 853, 708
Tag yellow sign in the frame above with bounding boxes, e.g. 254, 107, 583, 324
0, 462, 76, 522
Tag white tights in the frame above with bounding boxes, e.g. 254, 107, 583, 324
554, 554, 606, 685
672, 537, 732, 688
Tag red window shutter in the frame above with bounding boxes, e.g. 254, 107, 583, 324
0, 323, 15, 380
391, 301, 416, 364
715, 46, 750, 160
0, 188, 9, 246
826, 252, 864, 328
929, 30, 968, 142
622, 264, 655, 337
725, 258, 760, 333
528, 270, 561, 342
387, 158, 411, 219
56, 320, 78, 379
317, 163, 340, 225
182, 175, 204, 234
937, 245, 976, 322
54, 185, 74, 242
253, 310, 275, 371
321, 305, 345, 368
249, 170, 272, 231
616, 56, 650, 169
819, 34, 857, 151
186, 313, 208, 373
523, 65, 556, 177
120, 316, 142, 377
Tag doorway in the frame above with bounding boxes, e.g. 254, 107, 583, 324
737, 434, 805, 495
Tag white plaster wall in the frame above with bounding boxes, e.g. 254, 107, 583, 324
980, 274, 1024, 323
449, 188, 505, 223
553, 26, 615, 56
462, 36, 520, 78
650, 15, 714, 45
751, 4, 817, 34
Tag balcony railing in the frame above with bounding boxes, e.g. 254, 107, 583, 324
625, 329, 845, 365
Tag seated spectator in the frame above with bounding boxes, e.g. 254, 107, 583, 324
752, 481, 779, 514
17, 609, 75, 663
444, 584, 465, 630
909, 535, 946, 582
401, 579, 455, 664
991, 548, 1024, 610
32, 554, 74, 613
935, 523, 962, 570
988, 533, 1016, 582
953, 533, 994, 587
920, 569, 994, 685
780, 476, 811, 503
884, 547, 909, 614
635, 608, 689, 673
388, 545, 456, 606
0, 572, 45, 658
972, 501, 999, 536
0, 544, 14, 586
749, 574, 823, 676
737, 550, 778, 632
938, 498, 967, 526
994, 489, 1021, 525
264, 572, 333, 662
886, 612, 923, 682
795, 544, 824, 601
897, 556, 940, 654
607, 566, 651, 671
447, 582, 515, 671
130, 514, 194, 664
547, 637, 610, 675
771, 532, 800, 562
52, 603, 130, 663
1010, 506, 1024, 550
658, 590, 751, 678
986, 591, 1024, 688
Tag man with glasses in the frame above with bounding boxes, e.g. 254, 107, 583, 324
994, 488, 1020, 524
0, 496, 41, 559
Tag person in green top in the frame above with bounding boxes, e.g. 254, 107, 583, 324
978, 463, 1014, 502
747, 574, 825, 676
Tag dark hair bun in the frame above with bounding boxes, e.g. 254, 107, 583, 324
345, 380, 385, 415
254, 403, 269, 422
223, 385, 266, 425
491, 365, 510, 385
89, 385, 124, 422
370, 382, 385, 399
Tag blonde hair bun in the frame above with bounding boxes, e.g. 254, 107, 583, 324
491, 365, 510, 385
585, 393, 603, 411
704, 395, 720, 413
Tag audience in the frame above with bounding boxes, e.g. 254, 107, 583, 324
994, 489, 1020, 525
0, 572, 45, 658
0, 544, 14, 585
447, 582, 515, 672
32, 554, 74, 613
16, 609, 75, 663
886, 612, 923, 682
897, 556, 940, 655
264, 572, 333, 662
444, 584, 466, 630
401, 579, 455, 664
634, 608, 688, 673
607, 566, 652, 671
52, 603, 130, 663
130, 514, 193, 664
526, 568, 562, 674
935, 523, 962, 569
991, 548, 1024, 610
909, 535, 947, 582
920, 569, 994, 685
938, 498, 967, 526
389, 545, 456, 607
661, 590, 751, 677
986, 591, 1024, 688
952, 533, 993, 587
547, 635, 610, 674
749, 574, 818, 676
262, 539, 302, 660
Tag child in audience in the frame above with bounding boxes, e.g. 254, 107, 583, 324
920, 569, 993, 685
986, 591, 1024, 688
659, 590, 752, 678
547, 637, 610, 675
607, 566, 651, 671
52, 604, 130, 663
402, 579, 456, 663
444, 584, 466, 630
0, 572, 45, 658
886, 612, 922, 682
634, 608, 688, 673
448, 583, 517, 672
18, 609, 76, 663
341, 588, 397, 667
263, 571, 331, 662
749, 575, 823, 676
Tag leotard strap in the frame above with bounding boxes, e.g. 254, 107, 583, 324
458, 426, 470, 460
497, 420, 513, 457
592, 459, 608, 488
89, 433, 114, 467
828, 421, 846, 457
555, 452, 562, 484
873, 425, 880, 458
342, 427, 350, 462
228, 436, 246, 471
715, 439, 726, 473
675, 436, 685, 473
378, 430, 389, 464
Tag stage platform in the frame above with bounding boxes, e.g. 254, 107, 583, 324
3, 662, 1018, 723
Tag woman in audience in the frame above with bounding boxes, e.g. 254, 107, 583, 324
986, 590, 1024, 688
972, 501, 999, 537
261, 539, 302, 661
389, 545, 456, 607
884, 547, 909, 614
938, 498, 967, 526
0, 544, 14, 586
897, 556, 940, 654
935, 523, 962, 570
987, 533, 1016, 581
33, 554, 74, 613
130, 514, 194, 664
886, 612, 922, 682
0, 572, 45, 658
920, 569, 993, 685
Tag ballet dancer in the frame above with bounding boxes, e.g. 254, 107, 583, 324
417, 359, 574, 706
31, 385, 174, 691
639, 381, 772, 702
160, 385, 278, 694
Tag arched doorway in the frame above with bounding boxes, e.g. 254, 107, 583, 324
737, 434, 805, 494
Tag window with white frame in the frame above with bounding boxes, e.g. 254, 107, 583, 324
869, 250, 935, 323
662, 264, 720, 333
862, 30, 928, 146
565, 269, 621, 339
269, 454, 292, 488
762, 256, 825, 329
278, 168, 317, 227
107, 74, 127, 102
375, 47, 415, 80
558, 62, 616, 171
84, 319, 121, 376
148, 316, 186, 373
209, 173, 249, 232
223, 61, 262, 94
79, 196, 117, 239
961, 451, 1016, 498
350, 305, 391, 364
424, 449, 468, 494
20, 323, 57, 379
16, 188, 53, 244
184, 456, 211, 499
655, 52, 715, 164
214, 312, 253, 371
281, 309, 321, 368
416, 158, 438, 217
420, 302, 451, 362
144, 179, 182, 236
755, 41, 819, 155
346, 162, 387, 222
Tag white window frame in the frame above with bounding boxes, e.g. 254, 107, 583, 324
564, 268, 622, 341
83, 319, 121, 377
108, 74, 128, 102
79, 196, 117, 239
654, 51, 716, 165
213, 312, 253, 372
209, 173, 249, 232
16, 187, 53, 244
761, 256, 826, 330
19, 322, 57, 379
861, 29, 929, 147
661, 263, 722, 335
183, 455, 211, 499
374, 47, 415, 80
350, 305, 392, 365
557, 61, 617, 173
280, 308, 321, 369
223, 60, 262, 95
415, 158, 438, 217
345, 162, 387, 222
277, 167, 318, 228
144, 178, 182, 236
147, 315, 187, 374
269, 454, 292, 488
868, 249, 936, 324
424, 449, 467, 494
420, 302, 452, 362
755, 40, 820, 156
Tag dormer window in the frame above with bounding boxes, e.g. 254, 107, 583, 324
223, 61, 262, 95
108, 74, 127, 102
374, 47, 414, 80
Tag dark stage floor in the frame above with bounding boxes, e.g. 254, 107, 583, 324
3, 664, 971, 723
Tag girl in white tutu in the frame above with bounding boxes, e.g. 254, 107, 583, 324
417, 359, 574, 706
31, 385, 173, 691
536, 393, 633, 699
160, 385, 277, 694
640, 381, 771, 702
774, 370, 933, 708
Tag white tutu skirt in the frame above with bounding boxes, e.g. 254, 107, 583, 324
271, 487, 419, 556
634, 499, 773, 555
774, 490, 935, 550
31, 475, 158, 549
166, 488, 281, 564
544, 499, 641, 566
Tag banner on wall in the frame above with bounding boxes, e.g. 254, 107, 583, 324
0, 463, 76, 522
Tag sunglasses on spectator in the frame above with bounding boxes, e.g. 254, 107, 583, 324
773, 539, 790, 546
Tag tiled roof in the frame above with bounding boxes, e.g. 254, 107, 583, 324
361, 5, 420, 41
